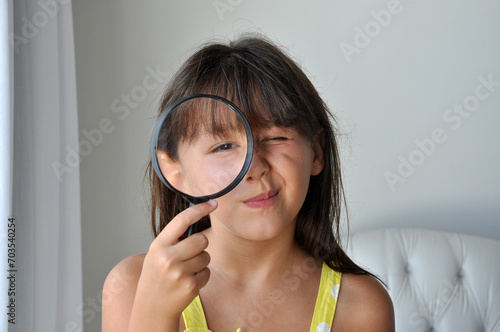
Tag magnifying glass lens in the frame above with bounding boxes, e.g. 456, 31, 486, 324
156, 96, 248, 198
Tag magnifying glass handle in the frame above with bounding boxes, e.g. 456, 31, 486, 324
185, 223, 198, 238
184, 202, 198, 238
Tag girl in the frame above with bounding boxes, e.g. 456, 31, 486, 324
103, 35, 394, 332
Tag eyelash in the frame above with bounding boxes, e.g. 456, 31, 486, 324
211, 143, 237, 153
264, 137, 288, 142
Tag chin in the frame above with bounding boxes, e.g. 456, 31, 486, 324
211, 208, 297, 241
234, 219, 295, 242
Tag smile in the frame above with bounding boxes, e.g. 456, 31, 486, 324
243, 190, 280, 208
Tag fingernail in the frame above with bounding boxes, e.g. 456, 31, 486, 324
207, 199, 217, 207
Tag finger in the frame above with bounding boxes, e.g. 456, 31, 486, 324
194, 267, 211, 289
171, 233, 209, 262
180, 250, 211, 274
157, 200, 217, 245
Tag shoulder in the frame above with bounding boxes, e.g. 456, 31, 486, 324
103, 254, 146, 295
332, 273, 395, 332
102, 254, 146, 332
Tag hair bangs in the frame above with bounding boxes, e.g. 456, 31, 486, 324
195, 54, 310, 138
159, 96, 245, 161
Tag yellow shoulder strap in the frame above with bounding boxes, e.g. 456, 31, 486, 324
309, 262, 342, 332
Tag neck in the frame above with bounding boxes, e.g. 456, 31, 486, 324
203, 221, 308, 288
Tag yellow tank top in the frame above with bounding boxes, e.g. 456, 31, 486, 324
182, 262, 342, 332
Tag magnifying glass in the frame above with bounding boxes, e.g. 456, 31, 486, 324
150, 94, 254, 237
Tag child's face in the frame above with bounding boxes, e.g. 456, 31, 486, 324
207, 125, 324, 241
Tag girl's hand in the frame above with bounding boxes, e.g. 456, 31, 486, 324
128, 200, 217, 331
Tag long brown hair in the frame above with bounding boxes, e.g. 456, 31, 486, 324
148, 35, 369, 275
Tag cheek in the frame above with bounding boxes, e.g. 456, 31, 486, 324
283, 150, 314, 203
180, 160, 237, 197
281, 148, 314, 182
290, 171, 312, 210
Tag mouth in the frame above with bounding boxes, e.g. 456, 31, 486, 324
243, 190, 280, 208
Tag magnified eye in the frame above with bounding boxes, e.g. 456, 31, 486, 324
212, 142, 238, 153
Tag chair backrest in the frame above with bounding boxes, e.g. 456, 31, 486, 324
349, 228, 500, 332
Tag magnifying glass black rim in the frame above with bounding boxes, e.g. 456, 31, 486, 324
150, 93, 254, 204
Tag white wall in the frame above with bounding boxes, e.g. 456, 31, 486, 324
72, 1, 500, 331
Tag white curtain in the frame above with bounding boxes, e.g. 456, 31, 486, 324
9, 0, 83, 331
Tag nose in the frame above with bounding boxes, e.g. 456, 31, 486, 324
245, 146, 269, 181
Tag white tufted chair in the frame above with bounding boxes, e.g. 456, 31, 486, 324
349, 228, 500, 332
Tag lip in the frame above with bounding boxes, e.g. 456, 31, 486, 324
243, 190, 280, 208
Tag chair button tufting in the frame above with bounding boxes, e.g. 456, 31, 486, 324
349, 229, 500, 332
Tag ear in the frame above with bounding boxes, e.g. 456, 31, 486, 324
157, 151, 186, 192
311, 130, 325, 176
